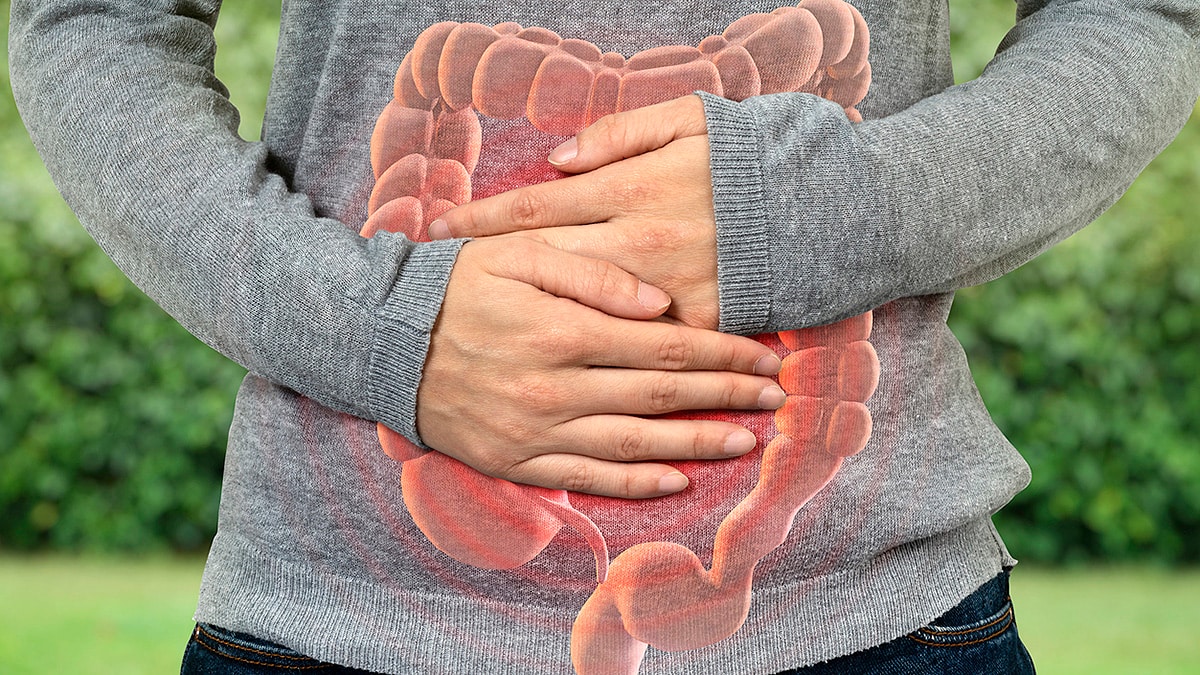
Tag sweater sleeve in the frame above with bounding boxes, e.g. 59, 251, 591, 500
702, 0, 1200, 335
7, 0, 463, 445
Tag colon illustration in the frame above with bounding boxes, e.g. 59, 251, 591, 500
361, 1, 878, 672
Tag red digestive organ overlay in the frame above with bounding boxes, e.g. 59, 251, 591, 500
363, 2, 878, 672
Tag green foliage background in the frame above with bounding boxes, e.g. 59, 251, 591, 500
0, 1, 276, 551
2, 1, 1197, 561
946, 4, 1200, 564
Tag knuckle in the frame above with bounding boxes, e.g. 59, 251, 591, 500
587, 260, 624, 299
718, 375, 740, 410
634, 220, 686, 251
644, 373, 681, 414
537, 320, 585, 360
656, 330, 695, 369
509, 374, 561, 414
608, 177, 654, 208
591, 113, 628, 150
614, 426, 649, 462
559, 461, 596, 493
691, 428, 710, 460
493, 416, 540, 449
618, 471, 639, 499
507, 190, 550, 229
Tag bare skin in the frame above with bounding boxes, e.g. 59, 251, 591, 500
417, 235, 783, 499
431, 96, 717, 328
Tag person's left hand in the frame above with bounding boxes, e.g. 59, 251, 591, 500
430, 95, 722, 330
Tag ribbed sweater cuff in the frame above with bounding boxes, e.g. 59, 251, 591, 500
367, 237, 465, 447
698, 91, 772, 336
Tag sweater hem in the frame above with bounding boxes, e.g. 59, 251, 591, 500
195, 518, 1010, 674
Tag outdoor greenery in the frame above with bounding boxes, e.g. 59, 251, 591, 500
0, 556, 204, 674
1, 557, 1197, 674
0, 2, 272, 552
946, 5, 1200, 564
2, 1, 1198, 563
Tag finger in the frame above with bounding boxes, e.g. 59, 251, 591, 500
509, 452, 691, 499
516, 222, 660, 270
558, 415, 761, 464
430, 171, 614, 239
579, 369, 786, 417
576, 315, 782, 375
547, 95, 708, 173
494, 239, 672, 319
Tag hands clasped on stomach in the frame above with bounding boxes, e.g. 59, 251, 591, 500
415, 96, 785, 499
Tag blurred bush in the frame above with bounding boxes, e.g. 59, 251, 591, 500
947, 3, 1200, 563
1, 1, 1197, 561
0, 131, 245, 551
0, 107, 247, 551
951, 111, 1200, 564
0, 2, 273, 551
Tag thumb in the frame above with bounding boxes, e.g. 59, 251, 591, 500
547, 95, 708, 173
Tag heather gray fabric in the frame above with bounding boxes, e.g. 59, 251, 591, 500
9, 0, 1199, 673
705, 2, 1200, 335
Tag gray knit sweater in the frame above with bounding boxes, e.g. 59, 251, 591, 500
9, 0, 1199, 673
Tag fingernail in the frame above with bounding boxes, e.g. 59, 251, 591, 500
428, 219, 451, 240
658, 471, 689, 493
723, 429, 756, 455
548, 137, 578, 166
754, 353, 783, 376
637, 282, 671, 311
758, 385, 786, 410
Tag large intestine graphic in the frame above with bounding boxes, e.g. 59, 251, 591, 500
362, 2, 878, 672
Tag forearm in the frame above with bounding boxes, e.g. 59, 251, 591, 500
8, 0, 463, 443
705, 0, 1200, 334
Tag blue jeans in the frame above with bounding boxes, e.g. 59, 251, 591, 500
182, 571, 1034, 674
181, 624, 373, 674
777, 570, 1036, 675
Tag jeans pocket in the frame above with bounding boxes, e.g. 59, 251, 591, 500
906, 597, 1016, 648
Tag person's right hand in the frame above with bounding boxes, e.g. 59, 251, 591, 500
416, 236, 785, 499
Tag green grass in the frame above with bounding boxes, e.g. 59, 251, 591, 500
0, 556, 204, 674
1012, 567, 1200, 674
1, 557, 1198, 673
